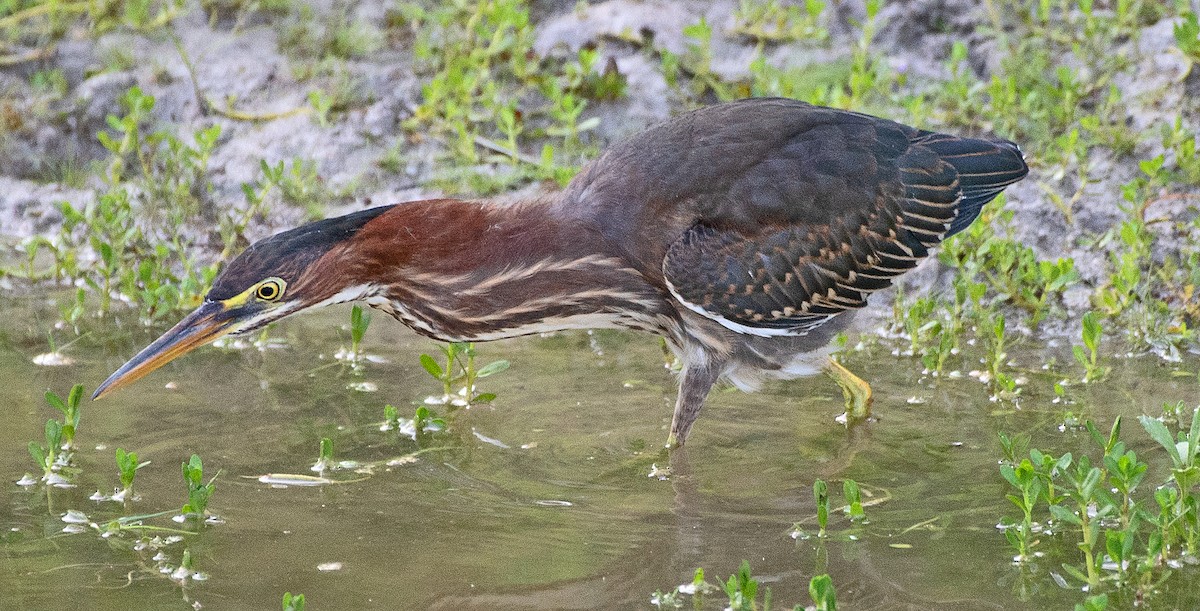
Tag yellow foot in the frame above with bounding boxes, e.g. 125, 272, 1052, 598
828, 357, 873, 424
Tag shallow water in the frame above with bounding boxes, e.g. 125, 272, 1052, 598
1, 290, 1198, 610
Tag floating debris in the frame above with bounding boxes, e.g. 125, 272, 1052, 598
385, 455, 419, 467
31, 352, 75, 366
45, 473, 75, 488
61, 509, 89, 524
257, 473, 334, 487
472, 429, 510, 448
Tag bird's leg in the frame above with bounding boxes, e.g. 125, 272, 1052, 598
828, 357, 872, 424
667, 358, 723, 448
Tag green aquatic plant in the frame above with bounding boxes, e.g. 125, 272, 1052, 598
338, 303, 372, 366
1075, 594, 1108, 611
653, 568, 710, 609
282, 592, 306, 611
44, 384, 83, 449
381, 404, 446, 438
999, 408, 1200, 604
312, 437, 335, 473
350, 303, 370, 352
1028, 447, 1071, 507
984, 312, 1019, 401
653, 562, 834, 610
382, 404, 401, 431
115, 447, 149, 500
809, 574, 837, 611
842, 479, 866, 523
420, 342, 509, 406
998, 431, 1028, 465
649, 588, 681, 609
722, 560, 761, 611
1055, 454, 1108, 588
999, 454, 1042, 562
814, 478, 829, 536
412, 406, 446, 434
180, 454, 217, 520
28, 419, 64, 479
1140, 406, 1200, 556
938, 205, 1079, 328
792, 477, 874, 539
1073, 311, 1109, 383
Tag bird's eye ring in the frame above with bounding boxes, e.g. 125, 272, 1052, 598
256, 279, 284, 301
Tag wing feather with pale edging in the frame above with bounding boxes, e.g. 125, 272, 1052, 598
663, 119, 1026, 337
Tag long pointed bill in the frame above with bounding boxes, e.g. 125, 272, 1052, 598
92, 301, 242, 400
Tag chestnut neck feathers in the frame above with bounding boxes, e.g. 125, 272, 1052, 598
319, 198, 671, 342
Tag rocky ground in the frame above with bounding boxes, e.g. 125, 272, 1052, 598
1, 0, 1197, 344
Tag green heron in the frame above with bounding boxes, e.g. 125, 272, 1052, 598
93, 98, 1027, 446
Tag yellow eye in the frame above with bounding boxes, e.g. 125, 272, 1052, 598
256, 279, 284, 301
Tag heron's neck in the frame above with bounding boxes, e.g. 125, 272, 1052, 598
350, 198, 668, 341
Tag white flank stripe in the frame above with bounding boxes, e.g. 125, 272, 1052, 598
663, 277, 808, 338
459, 312, 631, 341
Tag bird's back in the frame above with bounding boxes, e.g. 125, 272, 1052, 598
566, 98, 1024, 231
560, 98, 1027, 339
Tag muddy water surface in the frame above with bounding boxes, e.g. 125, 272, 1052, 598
1, 290, 1198, 610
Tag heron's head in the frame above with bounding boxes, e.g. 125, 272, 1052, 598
93, 205, 395, 399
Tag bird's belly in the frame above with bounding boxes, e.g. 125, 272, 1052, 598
694, 310, 856, 392
723, 341, 836, 392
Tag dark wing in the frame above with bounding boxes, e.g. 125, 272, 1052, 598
660, 102, 1027, 337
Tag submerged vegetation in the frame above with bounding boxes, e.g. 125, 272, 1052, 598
999, 409, 1200, 604
652, 562, 838, 611
2, 0, 1199, 608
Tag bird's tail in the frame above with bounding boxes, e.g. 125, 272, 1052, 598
916, 134, 1029, 237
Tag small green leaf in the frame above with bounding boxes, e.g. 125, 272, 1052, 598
1140, 416, 1182, 468
809, 574, 837, 611
68, 384, 84, 410
1049, 504, 1082, 526
1059, 562, 1090, 585
1000, 464, 1018, 488
1105, 530, 1125, 564
44, 391, 66, 415
419, 354, 444, 378
476, 360, 510, 378
1187, 407, 1200, 465
44, 419, 62, 449
28, 442, 46, 469
1074, 593, 1108, 611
